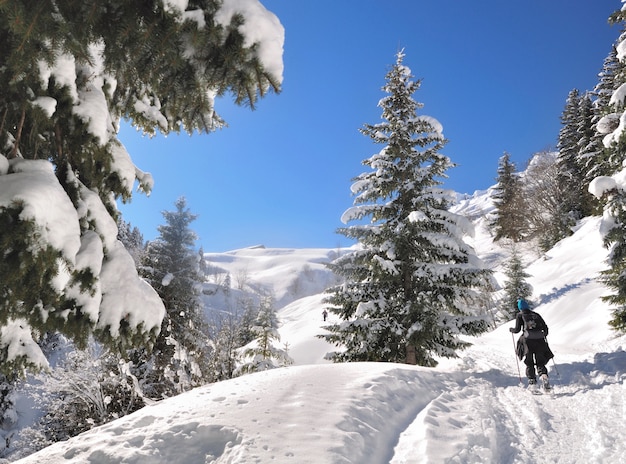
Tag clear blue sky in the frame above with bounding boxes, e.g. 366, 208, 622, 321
118, 0, 621, 252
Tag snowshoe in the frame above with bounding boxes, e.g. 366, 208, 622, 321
541, 374, 552, 392
528, 378, 542, 395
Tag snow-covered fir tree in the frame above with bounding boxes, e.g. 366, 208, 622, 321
0, 0, 283, 373
139, 197, 212, 397
322, 51, 492, 367
117, 219, 146, 266
0, 372, 18, 458
557, 89, 597, 223
490, 152, 527, 242
208, 312, 242, 382
234, 298, 259, 348
587, 46, 622, 180
558, 88, 583, 163
575, 92, 602, 216
590, 7, 626, 332
205, 296, 257, 382
501, 249, 533, 320
237, 296, 292, 374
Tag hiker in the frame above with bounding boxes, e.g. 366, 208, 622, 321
510, 298, 554, 389
322, 309, 328, 322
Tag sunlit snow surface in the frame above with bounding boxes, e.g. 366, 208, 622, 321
16, 193, 626, 463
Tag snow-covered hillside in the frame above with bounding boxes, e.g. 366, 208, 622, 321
200, 245, 343, 312
14, 189, 626, 463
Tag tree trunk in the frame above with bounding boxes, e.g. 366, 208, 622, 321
405, 344, 417, 365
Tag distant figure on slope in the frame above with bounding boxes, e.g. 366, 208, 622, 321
322, 309, 328, 322
510, 299, 554, 390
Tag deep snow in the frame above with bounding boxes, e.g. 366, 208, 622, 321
14, 190, 626, 463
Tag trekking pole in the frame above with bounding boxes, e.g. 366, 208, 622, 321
545, 336, 561, 380
511, 332, 523, 385
551, 357, 561, 380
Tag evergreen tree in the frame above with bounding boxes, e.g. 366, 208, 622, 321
589, 46, 624, 179
0, 372, 18, 457
491, 153, 527, 242
592, 9, 626, 332
237, 296, 291, 374
501, 249, 533, 320
556, 89, 584, 218
575, 92, 602, 215
0, 0, 283, 372
598, 10, 626, 162
209, 314, 242, 382
205, 297, 256, 382
237, 298, 259, 347
558, 88, 582, 158
139, 197, 212, 397
321, 51, 491, 367
557, 89, 596, 223
600, 197, 626, 331
583, 45, 622, 221
117, 219, 146, 265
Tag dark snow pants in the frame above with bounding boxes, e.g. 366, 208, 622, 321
524, 338, 550, 380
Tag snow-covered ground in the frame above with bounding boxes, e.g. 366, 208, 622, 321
14, 190, 626, 463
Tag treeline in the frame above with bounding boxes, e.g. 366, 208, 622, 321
491, 16, 626, 331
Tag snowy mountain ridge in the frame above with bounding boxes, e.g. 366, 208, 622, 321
14, 186, 626, 463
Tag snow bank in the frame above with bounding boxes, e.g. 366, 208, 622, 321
15, 363, 448, 464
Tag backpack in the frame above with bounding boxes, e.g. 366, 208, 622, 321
520, 311, 546, 340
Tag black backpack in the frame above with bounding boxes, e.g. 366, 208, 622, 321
520, 311, 546, 339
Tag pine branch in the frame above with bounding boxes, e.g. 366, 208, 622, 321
16, 1, 47, 53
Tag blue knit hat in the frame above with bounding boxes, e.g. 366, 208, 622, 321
517, 299, 529, 310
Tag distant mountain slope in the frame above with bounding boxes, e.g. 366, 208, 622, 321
201, 246, 343, 313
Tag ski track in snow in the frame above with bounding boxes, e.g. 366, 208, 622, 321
389, 341, 626, 464
386, 371, 624, 463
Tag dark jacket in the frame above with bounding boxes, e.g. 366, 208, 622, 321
510, 309, 548, 339
511, 309, 553, 361
514, 334, 554, 361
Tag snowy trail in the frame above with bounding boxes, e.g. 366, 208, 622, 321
390, 343, 626, 464
390, 368, 525, 463
13, 330, 626, 464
